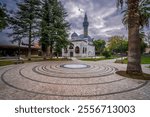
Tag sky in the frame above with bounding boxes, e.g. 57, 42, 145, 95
0, 0, 128, 45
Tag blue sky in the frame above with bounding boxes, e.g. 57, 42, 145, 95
0, 0, 128, 45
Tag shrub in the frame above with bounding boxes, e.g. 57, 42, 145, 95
102, 50, 111, 58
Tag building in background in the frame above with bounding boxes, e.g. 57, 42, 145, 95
0, 42, 40, 57
62, 13, 95, 57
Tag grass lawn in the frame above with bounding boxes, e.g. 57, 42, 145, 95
0, 61, 14, 66
79, 55, 118, 61
0, 57, 70, 67
115, 56, 150, 64
25, 57, 71, 62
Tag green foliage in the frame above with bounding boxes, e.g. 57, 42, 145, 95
108, 36, 128, 54
0, 2, 8, 31
0, 60, 14, 66
54, 38, 69, 57
116, 0, 149, 74
119, 55, 150, 64
40, 0, 70, 58
93, 39, 106, 55
108, 35, 147, 54
122, 0, 150, 29
9, 0, 40, 60
134, 31, 147, 54
141, 56, 150, 64
79, 57, 110, 61
102, 49, 111, 58
141, 40, 147, 53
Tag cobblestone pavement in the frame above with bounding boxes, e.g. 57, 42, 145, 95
0, 59, 150, 100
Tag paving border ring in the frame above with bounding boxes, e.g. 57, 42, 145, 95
44, 64, 107, 74
19, 67, 126, 85
0, 67, 148, 97
50, 64, 97, 72
32, 66, 118, 79
37, 65, 110, 74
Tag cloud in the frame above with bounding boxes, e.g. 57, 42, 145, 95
62, 0, 127, 39
0, 30, 13, 45
0, 0, 128, 45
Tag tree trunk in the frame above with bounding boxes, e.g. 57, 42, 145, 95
49, 41, 53, 59
18, 39, 21, 61
127, 0, 142, 74
50, 46, 53, 59
28, 24, 32, 61
57, 53, 59, 59
43, 51, 47, 60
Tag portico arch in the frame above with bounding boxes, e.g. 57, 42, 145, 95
75, 46, 80, 54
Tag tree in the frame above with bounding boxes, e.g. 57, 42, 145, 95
40, 0, 69, 59
0, 2, 8, 31
141, 40, 147, 53
122, 0, 150, 29
8, 9, 27, 60
117, 0, 150, 74
102, 49, 111, 58
108, 36, 128, 54
93, 39, 106, 55
10, 0, 40, 61
54, 1, 70, 58
139, 31, 148, 53
54, 37, 69, 58
40, 0, 51, 60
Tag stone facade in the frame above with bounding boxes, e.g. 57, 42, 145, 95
145, 47, 150, 54
62, 13, 95, 57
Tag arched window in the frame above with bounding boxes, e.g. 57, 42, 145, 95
75, 46, 80, 54
69, 43, 74, 49
69, 45, 74, 49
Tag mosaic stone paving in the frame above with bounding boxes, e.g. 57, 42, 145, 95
0, 60, 150, 100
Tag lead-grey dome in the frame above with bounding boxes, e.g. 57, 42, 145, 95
79, 34, 92, 41
71, 32, 78, 39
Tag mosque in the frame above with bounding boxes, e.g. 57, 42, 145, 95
62, 13, 95, 57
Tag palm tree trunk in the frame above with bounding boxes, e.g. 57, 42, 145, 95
127, 0, 142, 74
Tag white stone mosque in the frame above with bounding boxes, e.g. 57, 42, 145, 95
62, 13, 95, 57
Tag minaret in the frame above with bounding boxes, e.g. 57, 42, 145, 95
83, 13, 89, 37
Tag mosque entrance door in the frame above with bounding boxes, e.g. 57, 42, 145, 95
70, 52, 73, 57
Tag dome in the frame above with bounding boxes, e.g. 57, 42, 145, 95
71, 32, 78, 39
79, 34, 92, 41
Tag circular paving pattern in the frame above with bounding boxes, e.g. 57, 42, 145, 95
0, 61, 148, 98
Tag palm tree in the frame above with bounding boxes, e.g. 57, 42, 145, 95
122, 0, 150, 29
117, 0, 150, 74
